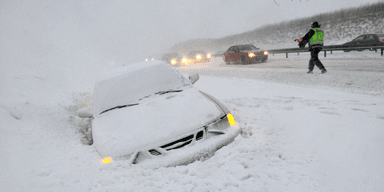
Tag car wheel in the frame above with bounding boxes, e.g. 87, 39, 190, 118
224, 61, 230, 65
260, 59, 267, 63
343, 50, 351, 52
240, 55, 247, 64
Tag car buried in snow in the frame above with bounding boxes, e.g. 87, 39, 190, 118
223, 44, 268, 64
77, 60, 241, 167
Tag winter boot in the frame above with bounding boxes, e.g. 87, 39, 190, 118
321, 69, 327, 74
307, 70, 313, 74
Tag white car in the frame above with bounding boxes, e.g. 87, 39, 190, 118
77, 60, 241, 167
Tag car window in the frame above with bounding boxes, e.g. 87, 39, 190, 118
353, 35, 365, 41
366, 35, 376, 40
238, 45, 259, 51
227, 46, 236, 52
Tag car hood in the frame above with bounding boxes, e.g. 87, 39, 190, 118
92, 87, 225, 157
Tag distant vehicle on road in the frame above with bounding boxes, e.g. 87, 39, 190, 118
223, 44, 268, 64
181, 51, 212, 65
343, 33, 384, 52
145, 58, 155, 61
161, 53, 182, 66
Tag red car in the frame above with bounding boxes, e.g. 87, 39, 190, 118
223, 44, 268, 64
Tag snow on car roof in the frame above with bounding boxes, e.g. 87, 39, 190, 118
237, 44, 258, 50
97, 61, 162, 82
93, 61, 191, 116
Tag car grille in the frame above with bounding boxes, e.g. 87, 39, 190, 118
160, 135, 194, 151
151, 129, 205, 153
148, 117, 227, 156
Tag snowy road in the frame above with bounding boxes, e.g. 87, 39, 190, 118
176, 53, 384, 192
178, 50, 384, 96
1, 52, 384, 192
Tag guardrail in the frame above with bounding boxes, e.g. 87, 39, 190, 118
268, 45, 384, 58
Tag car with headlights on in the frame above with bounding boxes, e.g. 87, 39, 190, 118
161, 52, 181, 66
223, 44, 268, 64
76, 60, 241, 167
342, 33, 384, 52
180, 51, 212, 65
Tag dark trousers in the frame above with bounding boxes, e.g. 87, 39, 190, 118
309, 47, 325, 71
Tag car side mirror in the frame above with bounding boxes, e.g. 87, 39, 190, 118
189, 73, 199, 84
77, 108, 93, 118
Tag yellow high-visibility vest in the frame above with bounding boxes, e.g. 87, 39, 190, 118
309, 28, 324, 46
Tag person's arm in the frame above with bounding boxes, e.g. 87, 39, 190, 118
302, 29, 315, 41
298, 29, 315, 48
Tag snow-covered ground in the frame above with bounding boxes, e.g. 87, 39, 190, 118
1, 51, 383, 192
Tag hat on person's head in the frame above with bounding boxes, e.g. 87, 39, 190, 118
311, 21, 321, 28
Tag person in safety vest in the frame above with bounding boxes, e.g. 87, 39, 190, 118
300, 21, 327, 74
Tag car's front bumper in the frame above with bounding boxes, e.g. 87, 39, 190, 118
132, 124, 241, 168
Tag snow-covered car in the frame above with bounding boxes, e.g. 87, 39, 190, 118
77, 60, 241, 166
342, 33, 384, 52
223, 44, 268, 64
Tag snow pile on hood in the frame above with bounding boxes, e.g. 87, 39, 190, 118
92, 87, 224, 158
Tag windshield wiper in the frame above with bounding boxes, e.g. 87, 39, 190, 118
155, 89, 183, 95
100, 103, 139, 115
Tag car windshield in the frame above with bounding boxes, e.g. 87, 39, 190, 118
238, 45, 259, 51
93, 61, 191, 115
188, 51, 206, 57
353, 35, 364, 41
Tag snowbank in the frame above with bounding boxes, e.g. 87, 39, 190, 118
1, 56, 384, 191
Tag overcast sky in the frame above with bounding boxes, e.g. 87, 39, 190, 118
1, 0, 382, 65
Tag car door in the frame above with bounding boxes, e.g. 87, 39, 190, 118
225, 46, 239, 63
233, 46, 241, 63
362, 34, 378, 47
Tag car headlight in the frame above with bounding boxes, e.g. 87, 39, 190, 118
196, 54, 202, 60
207, 54, 211, 58
100, 156, 113, 164
206, 114, 238, 137
227, 113, 236, 126
145, 59, 148, 61
182, 58, 188, 63
171, 59, 177, 65
248, 52, 255, 58
264, 51, 269, 55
